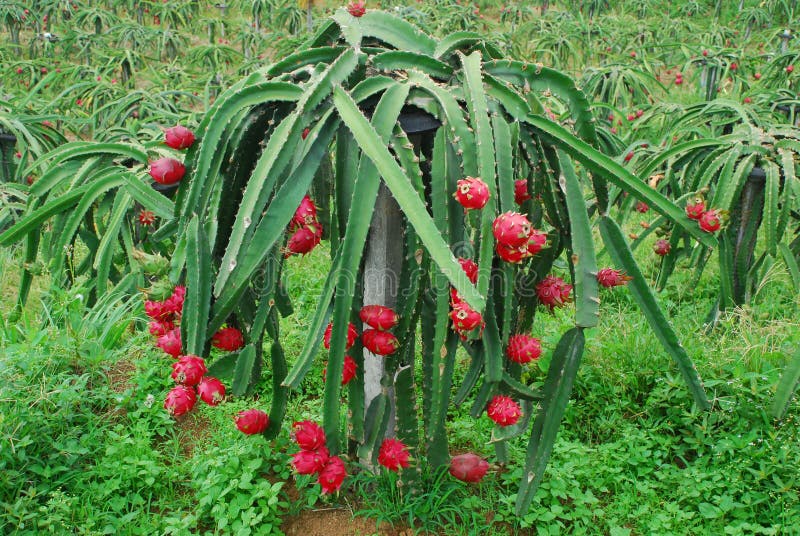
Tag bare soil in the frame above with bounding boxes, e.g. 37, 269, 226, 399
281, 508, 410, 536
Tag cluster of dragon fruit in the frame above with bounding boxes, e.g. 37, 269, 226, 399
141, 111, 642, 494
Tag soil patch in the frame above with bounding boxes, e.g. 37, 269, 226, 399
106, 358, 138, 393
281, 508, 409, 536
173, 410, 214, 458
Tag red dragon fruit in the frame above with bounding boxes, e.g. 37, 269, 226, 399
492, 212, 532, 248
377, 438, 410, 472
145, 300, 173, 322
171, 355, 207, 386
323, 322, 359, 350
362, 329, 399, 356
524, 229, 547, 257
506, 334, 542, 364
449, 453, 489, 483
235, 409, 269, 435
212, 326, 244, 352
685, 197, 706, 220
454, 177, 490, 210
292, 420, 327, 451
284, 224, 321, 257
292, 195, 318, 229
359, 304, 399, 331
318, 456, 347, 494
149, 157, 185, 185
148, 319, 175, 337
164, 125, 195, 150
449, 302, 483, 332
451, 258, 480, 304
496, 242, 527, 264
157, 328, 182, 357
162, 286, 185, 316
596, 268, 632, 288
514, 179, 531, 205
346, 1, 366, 17
341, 355, 357, 385
292, 447, 330, 475
487, 395, 521, 426
699, 209, 723, 233
323, 355, 358, 386
535, 275, 573, 310
653, 239, 671, 256
458, 258, 479, 284
197, 376, 226, 406
164, 385, 197, 417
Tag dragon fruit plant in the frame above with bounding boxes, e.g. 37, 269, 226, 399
0, 8, 713, 514
161, 9, 712, 513
625, 96, 800, 321
0, 121, 196, 313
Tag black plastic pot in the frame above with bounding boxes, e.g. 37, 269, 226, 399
728, 166, 766, 306
150, 181, 181, 199
0, 132, 18, 183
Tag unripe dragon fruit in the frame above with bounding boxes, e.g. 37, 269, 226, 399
492, 212, 532, 248
362, 329, 399, 356
653, 238, 671, 256
449, 453, 489, 483
292, 195, 318, 229
292, 420, 327, 451
359, 304, 399, 331
323, 322, 359, 350
506, 334, 542, 364
212, 326, 244, 352
596, 268, 632, 288
454, 177, 490, 210
149, 157, 185, 185
164, 125, 195, 150
164, 385, 197, 417
514, 179, 531, 205
449, 302, 483, 332
235, 409, 269, 435
685, 196, 706, 220
292, 447, 330, 475
317, 456, 347, 494
487, 395, 521, 426
171, 354, 207, 386
197, 376, 226, 406
157, 328, 182, 357
535, 275, 573, 310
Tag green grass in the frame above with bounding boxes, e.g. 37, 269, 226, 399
3, 236, 798, 534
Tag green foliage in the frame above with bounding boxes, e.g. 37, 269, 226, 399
176, 439, 287, 535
